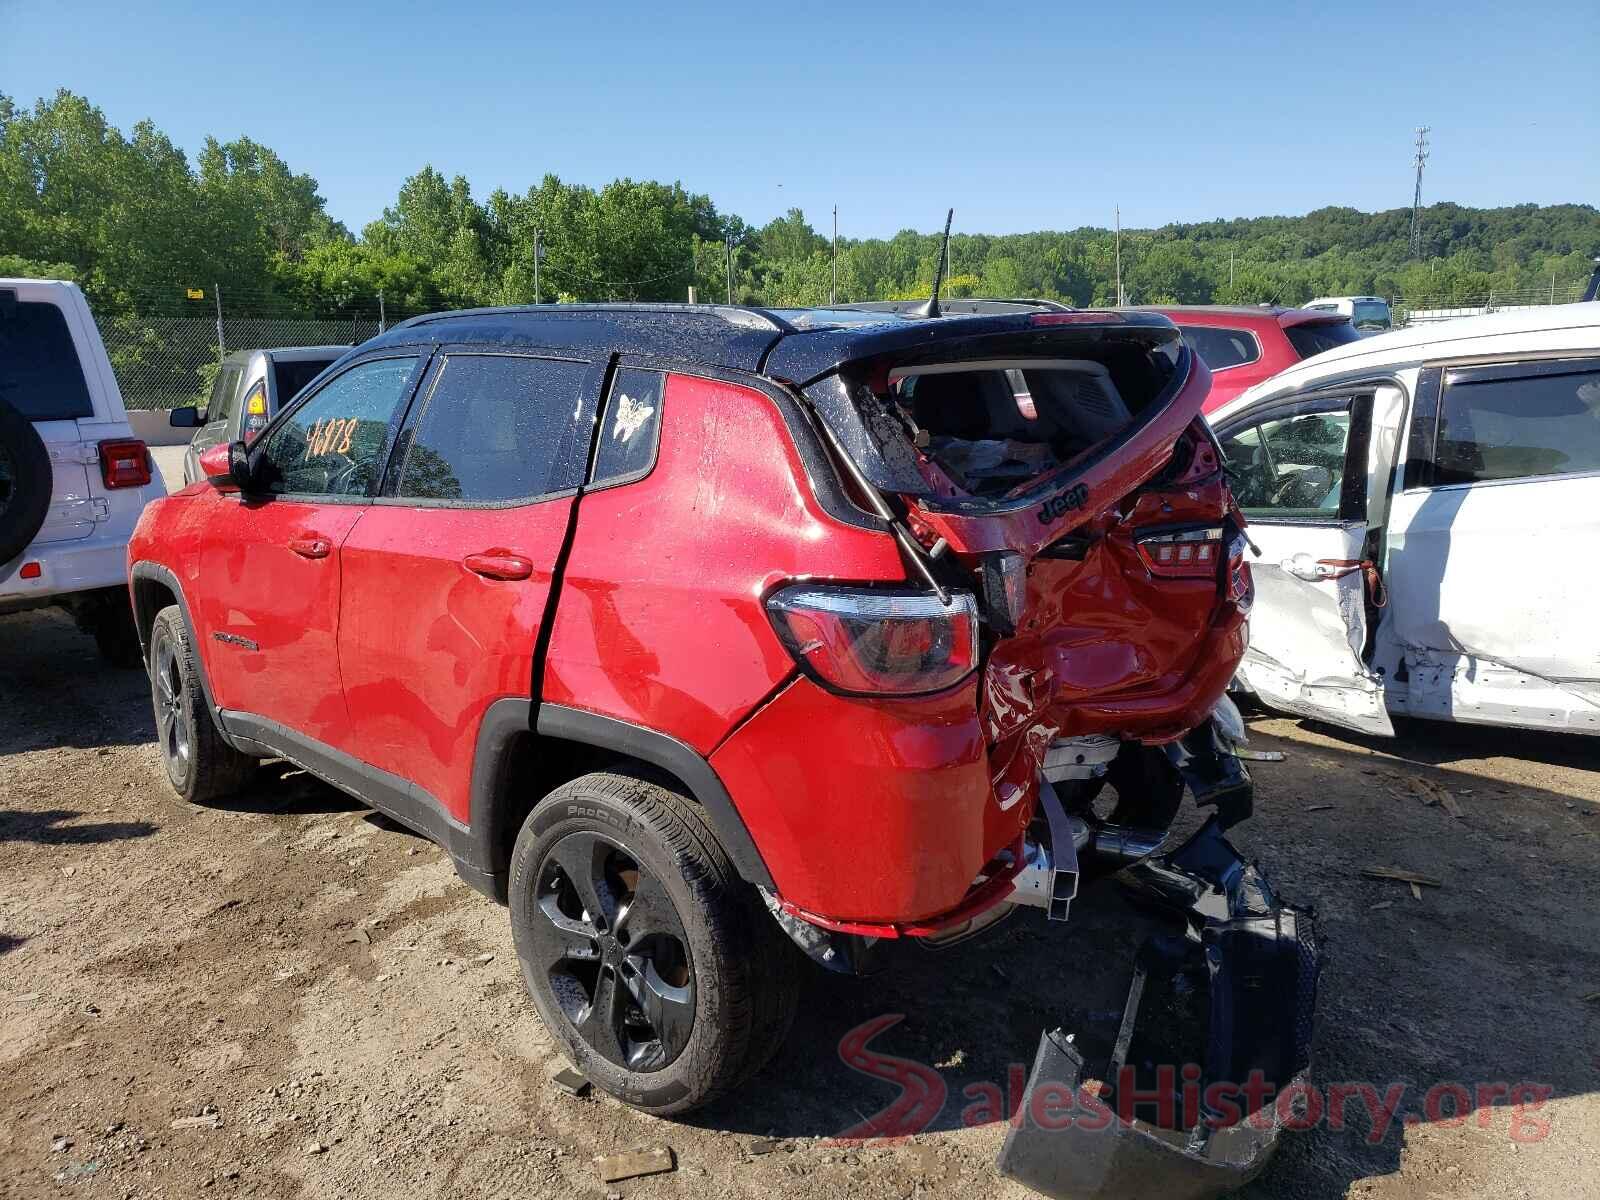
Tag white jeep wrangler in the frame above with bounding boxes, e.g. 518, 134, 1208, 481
0, 279, 167, 664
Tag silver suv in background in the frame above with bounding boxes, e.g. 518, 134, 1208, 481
0, 278, 166, 664
170, 345, 347, 485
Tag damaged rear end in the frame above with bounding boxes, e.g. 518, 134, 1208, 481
780, 309, 1255, 881
770, 308, 1317, 1194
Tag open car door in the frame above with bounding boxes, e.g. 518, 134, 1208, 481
1215, 391, 1395, 736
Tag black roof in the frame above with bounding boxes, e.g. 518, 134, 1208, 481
360, 301, 1176, 387
833, 298, 1072, 315
365, 304, 791, 374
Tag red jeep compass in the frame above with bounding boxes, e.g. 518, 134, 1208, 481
127, 302, 1281, 1126
1143, 305, 1363, 411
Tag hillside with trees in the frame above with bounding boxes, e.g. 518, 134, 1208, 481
4, 89, 1597, 324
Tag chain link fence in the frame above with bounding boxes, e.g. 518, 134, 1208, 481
1393, 280, 1590, 326
96, 297, 414, 411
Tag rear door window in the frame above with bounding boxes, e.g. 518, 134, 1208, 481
0, 300, 93, 419
1285, 321, 1362, 360
1433, 360, 1600, 485
271, 357, 339, 411
395, 354, 591, 503
1183, 326, 1260, 371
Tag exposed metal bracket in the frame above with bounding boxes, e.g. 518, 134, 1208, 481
1011, 777, 1084, 921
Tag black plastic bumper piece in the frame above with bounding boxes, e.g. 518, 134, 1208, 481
997, 817, 1320, 1200
1164, 718, 1254, 828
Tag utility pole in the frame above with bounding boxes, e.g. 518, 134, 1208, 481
213, 283, 225, 360
725, 237, 734, 304
1408, 126, 1430, 259
532, 227, 541, 304
377, 289, 386, 333
1229, 249, 1235, 288
1114, 207, 1124, 307
831, 205, 838, 305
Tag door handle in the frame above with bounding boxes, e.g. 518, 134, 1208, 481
289, 537, 332, 560
463, 552, 534, 581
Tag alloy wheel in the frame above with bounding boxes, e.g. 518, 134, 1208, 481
154, 637, 190, 770
528, 831, 695, 1071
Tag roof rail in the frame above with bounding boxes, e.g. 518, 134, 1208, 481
396, 302, 796, 334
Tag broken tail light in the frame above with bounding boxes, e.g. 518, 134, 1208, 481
766, 584, 978, 696
98, 439, 151, 489
1136, 526, 1224, 579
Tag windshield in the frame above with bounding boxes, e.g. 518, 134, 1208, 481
1352, 301, 1391, 329
0, 300, 93, 420
1285, 320, 1362, 359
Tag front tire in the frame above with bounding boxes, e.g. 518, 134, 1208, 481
148, 605, 255, 802
509, 770, 797, 1115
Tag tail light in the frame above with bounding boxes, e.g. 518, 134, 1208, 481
98, 439, 152, 489
243, 387, 269, 442
1136, 526, 1224, 578
766, 584, 978, 696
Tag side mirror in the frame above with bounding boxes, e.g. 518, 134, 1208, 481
198, 443, 241, 492
169, 406, 201, 429
228, 440, 257, 491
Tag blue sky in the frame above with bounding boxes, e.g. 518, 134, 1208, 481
2, 0, 1595, 238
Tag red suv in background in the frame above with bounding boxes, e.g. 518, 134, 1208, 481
1143, 305, 1362, 411
127, 302, 1313, 1172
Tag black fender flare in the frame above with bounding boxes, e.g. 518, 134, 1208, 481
128, 561, 236, 744
465, 699, 776, 895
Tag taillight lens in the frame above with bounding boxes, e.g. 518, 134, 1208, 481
98, 439, 152, 489
243, 390, 269, 442
1136, 526, 1224, 578
766, 585, 978, 696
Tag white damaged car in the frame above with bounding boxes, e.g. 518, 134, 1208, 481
1209, 303, 1600, 737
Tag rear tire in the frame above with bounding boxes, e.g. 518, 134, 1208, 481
84, 595, 143, 668
509, 769, 798, 1115
0, 396, 52, 565
148, 605, 255, 802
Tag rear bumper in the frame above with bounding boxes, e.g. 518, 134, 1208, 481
0, 535, 132, 607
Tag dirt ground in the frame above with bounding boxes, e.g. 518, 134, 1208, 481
3, 606, 1598, 1200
